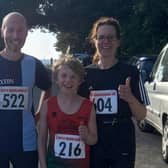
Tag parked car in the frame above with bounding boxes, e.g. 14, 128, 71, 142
138, 44, 168, 163
128, 55, 157, 82
73, 53, 92, 66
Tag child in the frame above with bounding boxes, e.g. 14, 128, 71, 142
38, 56, 97, 168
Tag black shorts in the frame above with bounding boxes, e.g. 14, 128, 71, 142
90, 146, 135, 168
90, 118, 135, 168
0, 151, 38, 168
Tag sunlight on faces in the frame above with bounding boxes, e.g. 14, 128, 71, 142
95, 25, 120, 58
57, 65, 81, 92
52, 57, 85, 94
1, 12, 28, 52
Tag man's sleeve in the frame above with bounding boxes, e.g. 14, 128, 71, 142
35, 59, 52, 90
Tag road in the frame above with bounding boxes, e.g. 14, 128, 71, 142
135, 123, 167, 168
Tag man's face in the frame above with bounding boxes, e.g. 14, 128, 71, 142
1, 14, 27, 52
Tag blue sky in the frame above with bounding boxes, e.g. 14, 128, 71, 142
22, 28, 61, 60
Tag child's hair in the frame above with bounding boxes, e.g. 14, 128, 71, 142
52, 56, 85, 82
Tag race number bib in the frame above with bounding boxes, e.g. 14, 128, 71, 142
90, 90, 118, 114
54, 134, 85, 159
0, 86, 28, 110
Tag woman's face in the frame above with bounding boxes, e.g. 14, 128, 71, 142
94, 25, 120, 59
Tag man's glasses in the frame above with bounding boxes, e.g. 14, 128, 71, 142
96, 35, 118, 42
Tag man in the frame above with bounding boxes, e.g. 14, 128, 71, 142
0, 12, 51, 168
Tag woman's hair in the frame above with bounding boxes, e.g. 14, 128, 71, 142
89, 17, 121, 63
52, 56, 85, 82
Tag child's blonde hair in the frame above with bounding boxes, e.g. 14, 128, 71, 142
52, 56, 85, 82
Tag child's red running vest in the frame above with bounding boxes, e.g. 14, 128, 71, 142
47, 96, 93, 168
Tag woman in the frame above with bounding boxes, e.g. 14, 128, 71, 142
79, 17, 147, 168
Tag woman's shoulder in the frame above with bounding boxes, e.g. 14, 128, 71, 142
85, 63, 98, 70
118, 61, 138, 72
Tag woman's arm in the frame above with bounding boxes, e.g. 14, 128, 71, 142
118, 77, 146, 120
127, 95, 146, 120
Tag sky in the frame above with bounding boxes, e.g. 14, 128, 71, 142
22, 28, 61, 60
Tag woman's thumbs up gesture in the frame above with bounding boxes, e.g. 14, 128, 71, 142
118, 77, 134, 103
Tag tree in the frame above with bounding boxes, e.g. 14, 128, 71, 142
1, 0, 168, 57
38, 0, 134, 54
124, 0, 168, 55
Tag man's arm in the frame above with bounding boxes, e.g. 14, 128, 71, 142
35, 88, 51, 123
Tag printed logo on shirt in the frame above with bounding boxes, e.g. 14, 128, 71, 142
52, 111, 57, 117
0, 79, 14, 85
88, 85, 93, 90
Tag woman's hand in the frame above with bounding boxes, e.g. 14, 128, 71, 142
118, 77, 134, 103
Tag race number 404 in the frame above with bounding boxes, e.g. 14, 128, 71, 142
90, 90, 118, 114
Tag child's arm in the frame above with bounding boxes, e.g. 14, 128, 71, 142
78, 106, 98, 145
38, 100, 48, 168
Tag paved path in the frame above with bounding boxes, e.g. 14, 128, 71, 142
135, 122, 167, 168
